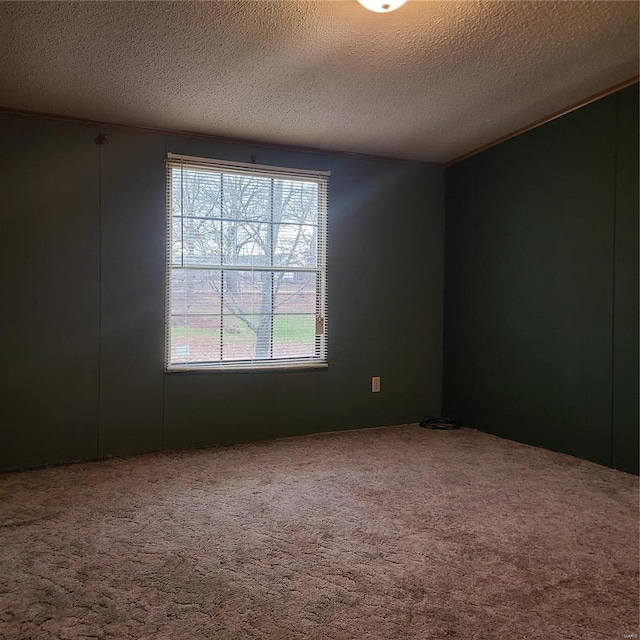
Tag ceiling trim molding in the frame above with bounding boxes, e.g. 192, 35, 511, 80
447, 75, 639, 167
0, 105, 440, 168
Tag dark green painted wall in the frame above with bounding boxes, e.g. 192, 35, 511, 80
3, 86, 635, 474
0, 118, 100, 470
612, 86, 640, 473
443, 84, 639, 474
0, 115, 445, 471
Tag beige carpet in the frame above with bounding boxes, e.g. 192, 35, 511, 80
0, 425, 638, 640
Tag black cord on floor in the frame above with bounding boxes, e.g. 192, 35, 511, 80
419, 416, 461, 430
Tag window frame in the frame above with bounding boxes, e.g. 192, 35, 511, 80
165, 153, 329, 372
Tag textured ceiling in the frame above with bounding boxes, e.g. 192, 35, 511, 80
0, 1, 637, 163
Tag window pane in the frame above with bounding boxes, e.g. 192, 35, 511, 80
274, 273, 316, 314
222, 221, 269, 267
275, 224, 316, 267
170, 314, 221, 364
221, 269, 272, 318
222, 173, 271, 222
171, 268, 221, 315
272, 314, 316, 359
222, 315, 269, 361
177, 218, 221, 266
222, 270, 273, 361
276, 179, 318, 225
173, 167, 222, 218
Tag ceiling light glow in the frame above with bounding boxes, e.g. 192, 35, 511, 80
356, 0, 408, 13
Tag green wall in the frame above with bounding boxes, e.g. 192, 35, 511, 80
0, 114, 445, 471
2, 85, 636, 474
443, 84, 639, 474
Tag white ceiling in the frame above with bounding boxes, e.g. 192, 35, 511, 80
0, 1, 637, 163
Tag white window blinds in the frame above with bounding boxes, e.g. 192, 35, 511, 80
166, 153, 329, 371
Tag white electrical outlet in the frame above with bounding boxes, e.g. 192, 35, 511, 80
371, 376, 381, 393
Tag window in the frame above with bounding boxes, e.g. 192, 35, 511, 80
166, 153, 329, 371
